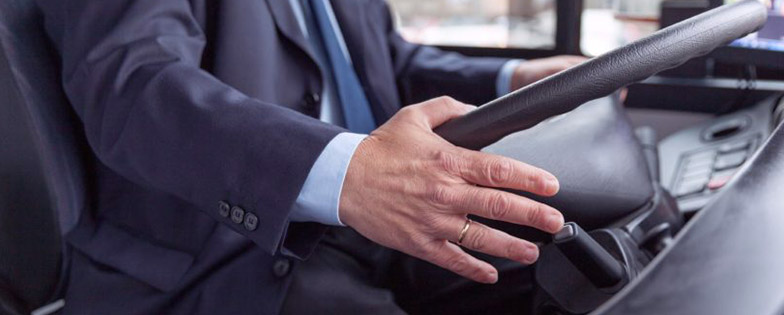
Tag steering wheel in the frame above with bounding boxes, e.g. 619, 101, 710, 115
429, 1, 769, 314
435, 0, 767, 149
434, 0, 768, 235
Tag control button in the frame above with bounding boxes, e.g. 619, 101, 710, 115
685, 151, 716, 164
718, 139, 751, 153
273, 259, 291, 277
685, 156, 715, 169
711, 168, 738, 179
707, 176, 731, 190
231, 206, 245, 224
683, 161, 713, 176
675, 180, 705, 197
243, 212, 259, 231
553, 224, 575, 242
677, 195, 712, 213
683, 151, 715, 172
681, 167, 711, 181
707, 169, 737, 190
676, 175, 710, 197
680, 175, 709, 188
714, 151, 747, 170
302, 92, 320, 109
680, 163, 711, 178
218, 201, 231, 217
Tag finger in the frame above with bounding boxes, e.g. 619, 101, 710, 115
410, 96, 476, 128
421, 239, 499, 283
455, 150, 559, 196
443, 218, 539, 265
620, 88, 629, 102
557, 55, 589, 64
454, 186, 564, 233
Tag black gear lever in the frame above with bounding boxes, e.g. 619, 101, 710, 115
553, 222, 625, 288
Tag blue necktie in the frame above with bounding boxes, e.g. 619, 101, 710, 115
307, 0, 376, 133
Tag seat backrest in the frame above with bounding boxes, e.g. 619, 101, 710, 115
0, 0, 91, 312
0, 47, 60, 314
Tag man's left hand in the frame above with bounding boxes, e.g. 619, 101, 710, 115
510, 55, 587, 90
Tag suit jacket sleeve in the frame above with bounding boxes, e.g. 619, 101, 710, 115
40, 0, 344, 255
376, 1, 511, 106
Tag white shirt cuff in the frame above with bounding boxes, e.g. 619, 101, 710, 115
496, 59, 524, 97
289, 132, 367, 226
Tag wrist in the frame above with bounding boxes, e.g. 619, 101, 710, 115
510, 64, 535, 91
289, 132, 366, 226
337, 134, 376, 227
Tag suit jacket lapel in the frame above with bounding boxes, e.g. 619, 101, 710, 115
330, 0, 399, 122
267, 0, 398, 122
265, 0, 319, 66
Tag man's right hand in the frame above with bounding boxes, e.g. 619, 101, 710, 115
339, 96, 564, 284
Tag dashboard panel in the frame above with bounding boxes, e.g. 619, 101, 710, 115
659, 94, 783, 213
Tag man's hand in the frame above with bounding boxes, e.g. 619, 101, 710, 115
511, 55, 587, 90
339, 97, 564, 284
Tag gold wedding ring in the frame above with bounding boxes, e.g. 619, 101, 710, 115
457, 218, 472, 245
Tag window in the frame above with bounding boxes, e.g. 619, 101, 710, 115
581, 0, 660, 56
386, 0, 557, 49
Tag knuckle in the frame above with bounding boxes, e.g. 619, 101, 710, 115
487, 192, 511, 219
447, 256, 471, 275
398, 104, 427, 121
420, 213, 444, 235
521, 172, 542, 192
410, 246, 427, 259
510, 240, 536, 262
434, 96, 457, 106
467, 227, 488, 251
523, 168, 552, 193
532, 173, 550, 191
525, 202, 547, 226
436, 151, 462, 176
504, 241, 519, 259
398, 105, 419, 119
407, 237, 430, 257
485, 159, 512, 185
428, 185, 457, 207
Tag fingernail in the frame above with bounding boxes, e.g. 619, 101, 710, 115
546, 176, 560, 194
547, 212, 564, 233
523, 244, 540, 264
486, 269, 498, 284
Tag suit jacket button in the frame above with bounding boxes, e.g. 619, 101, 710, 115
302, 92, 321, 113
243, 212, 259, 231
273, 259, 291, 277
230, 206, 245, 224
218, 201, 231, 217
304, 92, 320, 106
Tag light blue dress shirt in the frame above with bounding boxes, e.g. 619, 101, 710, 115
288, 0, 521, 226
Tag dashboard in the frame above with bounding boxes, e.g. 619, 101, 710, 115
659, 94, 784, 213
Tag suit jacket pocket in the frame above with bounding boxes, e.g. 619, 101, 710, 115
67, 221, 195, 292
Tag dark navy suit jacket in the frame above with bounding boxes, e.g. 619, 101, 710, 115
37, 0, 509, 313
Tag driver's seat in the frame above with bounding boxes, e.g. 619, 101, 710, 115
0, 0, 91, 313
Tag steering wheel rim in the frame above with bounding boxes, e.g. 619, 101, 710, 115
435, 0, 768, 150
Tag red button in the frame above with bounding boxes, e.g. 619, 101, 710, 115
707, 176, 732, 190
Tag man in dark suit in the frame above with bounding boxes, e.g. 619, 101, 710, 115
37, 0, 583, 313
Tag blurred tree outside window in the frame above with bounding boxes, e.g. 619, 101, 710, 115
386, 0, 557, 49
